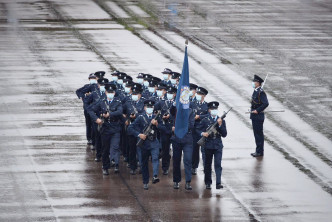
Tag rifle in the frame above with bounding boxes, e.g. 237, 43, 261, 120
261, 74, 269, 89
125, 104, 138, 130
245, 110, 285, 114
97, 100, 110, 132
136, 110, 161, 147
197, 107, 232, 146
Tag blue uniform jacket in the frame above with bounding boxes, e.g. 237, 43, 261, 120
76, 83, 98, 99
123, 98, 146, 120
170, 108, 195, 144
142, 88, 150, 99
127, 113, 161, 139
85, 90, 106, 109
161, 80, 172, 86
155, 99, 174, 135
190, 100, 209, 128
196, 115, 227, 149
87, 98, 123, 134
250, 87, 269, 121
76, 83, 99, 110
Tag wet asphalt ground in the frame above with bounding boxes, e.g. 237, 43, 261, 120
0, 0, 331, 221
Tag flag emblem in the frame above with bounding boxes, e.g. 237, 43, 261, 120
180, 86, 190, 108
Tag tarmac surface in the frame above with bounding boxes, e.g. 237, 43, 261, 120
0, 0, 331, 221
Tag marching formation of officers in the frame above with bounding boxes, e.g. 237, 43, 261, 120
76, 69, 268, 190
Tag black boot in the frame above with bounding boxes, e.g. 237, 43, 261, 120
110, 160, 115, 167
185, 182, 192, 190
251, 152, 263, 157
216, 183, 223, 189
114, 165, 119, 174
152, 176, 160, 184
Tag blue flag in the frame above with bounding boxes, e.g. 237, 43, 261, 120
175, 46, 190, 138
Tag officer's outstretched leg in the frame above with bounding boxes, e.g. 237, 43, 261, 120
128, 135, 137, 174
150, 140, 160, 184
191, 133, 200, 175
93, 123, 102, 161
183, 143, 193, 184
84, 110, 92, 144
141, 147, 150, 189
110, 132, 120, 173
204, 148, 213, 187
201, 146, 206, 168
137, 146, 142, 174
91, 119, 96, 146
161, 135, 171, 175
214, 148, 223, 188
101, 133, 111, 175
172, 142, 182, 184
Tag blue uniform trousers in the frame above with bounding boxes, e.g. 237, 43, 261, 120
101, 132, 120, 169
172, 141, 193, 183
84, 109, 93, 143
204, 147, 223, 185
141, 139, 160, 184
161, 134, 171, 171
128, 134, 138, 170
92, 122, 102, 159
252, 119, 264, 154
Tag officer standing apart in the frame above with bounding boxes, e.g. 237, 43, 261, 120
128, 100, 161, 190
88, 84, 123, 175
197, 102, 227, 190
250, 75, 269, 157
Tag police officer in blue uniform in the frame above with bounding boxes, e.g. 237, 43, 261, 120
189, 83, 198, 102
115, 72, 127, 93
156, 86, 177, 175
142, 74, 152, 98
170, 72, 181, 88
85, 78, 108, 157
170, 104, 195, 190
161, 68, 172, 86
95, 71, 105, 78
122, 77, 133, 95
128, 100, 161, 190
88, 84, 123, 175
110, 70, 120, 86
123, 83, 146, 174
147, 79, 159, 101
76, 73, 97, 145
190, 87, 209, 175
197, 102, 227, 189
250, 75, 269, 157
155, 82, 168, 102
77, 71, 104, 102
136, 73, 144, 85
